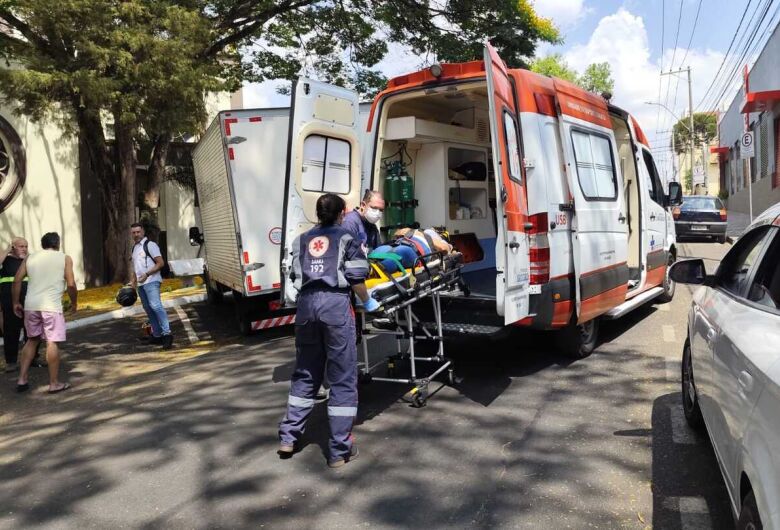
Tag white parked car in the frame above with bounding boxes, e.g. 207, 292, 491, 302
670, 202, 780, 530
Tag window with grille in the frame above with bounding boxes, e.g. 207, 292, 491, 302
760, 116, 769, 179
301, 135, 351, 194
774, 117, 780, 189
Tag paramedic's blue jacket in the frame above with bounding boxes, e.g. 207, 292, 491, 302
341, 210, 380, 252
290, 225, 369, 293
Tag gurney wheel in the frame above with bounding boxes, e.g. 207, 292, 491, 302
359, 372, 373, 385
411, 392, 427, 408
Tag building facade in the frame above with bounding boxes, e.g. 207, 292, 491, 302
0, 93, 238, 288
717, 21, 780, 217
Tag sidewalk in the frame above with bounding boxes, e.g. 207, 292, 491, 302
727, 209, 752, 238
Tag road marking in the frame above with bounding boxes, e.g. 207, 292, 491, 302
663, 325, 676, 343
678, 496, 712, 530
666, 360, 679, 383
174, 306, 199, 344
669, 404, 696, 444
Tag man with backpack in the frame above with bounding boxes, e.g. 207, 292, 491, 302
130, 223, 173, 349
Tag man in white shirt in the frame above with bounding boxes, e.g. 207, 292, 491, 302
130, 223, 173, 349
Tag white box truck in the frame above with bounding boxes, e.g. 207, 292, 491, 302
191, 105, 371, 334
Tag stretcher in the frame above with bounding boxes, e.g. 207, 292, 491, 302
357, 245, 465, 407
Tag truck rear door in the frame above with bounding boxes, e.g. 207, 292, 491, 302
554, 80, 629, 322
222, 112, 285, 297
280, 78, 363, 304
484, 42, 531, 325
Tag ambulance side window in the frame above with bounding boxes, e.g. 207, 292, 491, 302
571, 130, 617, 200
301, 134, 351, 194
503, 112, 522, 183
641, 149, 664, 205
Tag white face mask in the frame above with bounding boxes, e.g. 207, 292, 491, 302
364, 207, 383, 225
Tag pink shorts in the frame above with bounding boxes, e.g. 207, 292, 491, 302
24, 311, 66, 342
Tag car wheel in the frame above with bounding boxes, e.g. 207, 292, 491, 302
555, 318, 599, 359
736, 491, 763, 530
719, 235, 728, 244
657, 252, 676, 303
681, 341, 704, 430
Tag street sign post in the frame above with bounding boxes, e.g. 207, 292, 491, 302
740, 131, 754, 158
693, 165, 705, 186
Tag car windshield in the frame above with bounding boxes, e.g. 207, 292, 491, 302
681, 196, 722, 210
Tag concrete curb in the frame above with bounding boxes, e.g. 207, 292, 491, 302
0, 293, 206, 346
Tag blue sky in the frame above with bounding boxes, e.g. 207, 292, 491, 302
242, 0, 761, 178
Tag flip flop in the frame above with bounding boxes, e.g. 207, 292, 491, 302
47, 383, 70, 394
16, 383, 29, 393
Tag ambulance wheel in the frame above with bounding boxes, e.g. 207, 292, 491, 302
657, 252, 676, 303
555, 318, 599, 359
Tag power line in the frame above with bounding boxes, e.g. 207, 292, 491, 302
678, 0, 703, 68
660, 0, 686, 133
706, 0, 777, 111
701, 0, 771, 110
695, 0, 757, 109
655, 0, 666, 134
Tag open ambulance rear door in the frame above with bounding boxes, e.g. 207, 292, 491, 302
554, 80, 629, 322
280, 78, 363, 304
484, 42, 531, 325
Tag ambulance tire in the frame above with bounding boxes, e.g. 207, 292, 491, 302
657, 252, 676, 304
555, 318, 599, 359
204, 271, 223, 305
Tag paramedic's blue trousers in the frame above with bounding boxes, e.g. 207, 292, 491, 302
279, 290, 357, 461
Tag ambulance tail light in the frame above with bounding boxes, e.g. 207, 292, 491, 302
719, 208, 727, 221
672, 206, 681, 220
528, 213, 550, 285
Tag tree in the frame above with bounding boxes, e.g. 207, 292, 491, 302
529, 54, 615, 95
1, 0, 560, 282
579, 62, 614, 95
529, 54, 578, 83
673, 112, 718, 154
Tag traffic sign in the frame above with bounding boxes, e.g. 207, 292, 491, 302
740, 131, 754, 158
693, 165, 705, 184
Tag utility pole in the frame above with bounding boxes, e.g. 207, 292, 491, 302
661, 67, 695, 193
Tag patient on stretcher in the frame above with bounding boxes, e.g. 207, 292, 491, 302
363, 228, 463, 304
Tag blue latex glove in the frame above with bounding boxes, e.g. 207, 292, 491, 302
362, 297, 381, 313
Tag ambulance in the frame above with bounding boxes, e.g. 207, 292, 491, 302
193, 42, 682, 357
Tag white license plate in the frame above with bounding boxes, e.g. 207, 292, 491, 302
691, 225, 708, 231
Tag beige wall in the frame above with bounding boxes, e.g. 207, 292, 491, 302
0, 108, 86, 288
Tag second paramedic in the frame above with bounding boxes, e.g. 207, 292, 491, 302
341, 189, 385, 253
278, 193, 379, 468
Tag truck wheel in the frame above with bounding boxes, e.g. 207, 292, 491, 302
736, 491, 762, 530
657, 253, 676, 303
233, 292, 252, 336
204, 271, 223, 305
555, 318, 599, 359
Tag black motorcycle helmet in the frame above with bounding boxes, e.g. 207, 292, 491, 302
116, 285, 137, 307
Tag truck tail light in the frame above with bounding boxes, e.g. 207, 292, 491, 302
720, 208, 727, 221
672, 206, 681, 220
528, 213, 549, 285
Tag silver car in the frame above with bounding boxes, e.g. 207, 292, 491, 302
670, 202, 780, 530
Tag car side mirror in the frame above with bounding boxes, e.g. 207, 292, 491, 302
189, 226, 204, 246
667, 181, 683, 207
669, 259, 708, 284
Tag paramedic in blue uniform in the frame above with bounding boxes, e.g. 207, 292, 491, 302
341, 189, 385, 253
278, 193, 380, 468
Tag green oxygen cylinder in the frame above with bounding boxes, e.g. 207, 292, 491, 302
384, 162, 402, 227
399, 167, 415, 226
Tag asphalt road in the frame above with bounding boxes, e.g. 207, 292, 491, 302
0, 241, 734, 529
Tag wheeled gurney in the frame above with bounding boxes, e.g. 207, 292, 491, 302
358, 244, 465, 407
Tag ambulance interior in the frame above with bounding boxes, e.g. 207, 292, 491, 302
372, 82, 498, 298
610, 113, 643, 290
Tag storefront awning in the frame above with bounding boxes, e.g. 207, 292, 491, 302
741, 90, 780, 113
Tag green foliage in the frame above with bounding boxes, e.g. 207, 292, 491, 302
718, 187, 729, 201
579, 62, 614, 95
529, 54, 578, 83
673, 113, 717, 154
682, 169, 693, 195
529, 55, 615, 96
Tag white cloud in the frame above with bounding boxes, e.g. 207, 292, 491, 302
533, 0, 591, 29
562, 8, 725, 178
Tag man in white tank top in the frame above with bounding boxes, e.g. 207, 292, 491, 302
12, 232, 78, 394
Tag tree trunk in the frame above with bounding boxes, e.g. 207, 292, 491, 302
112, 115, 138, 283
144, 133, 171, 208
